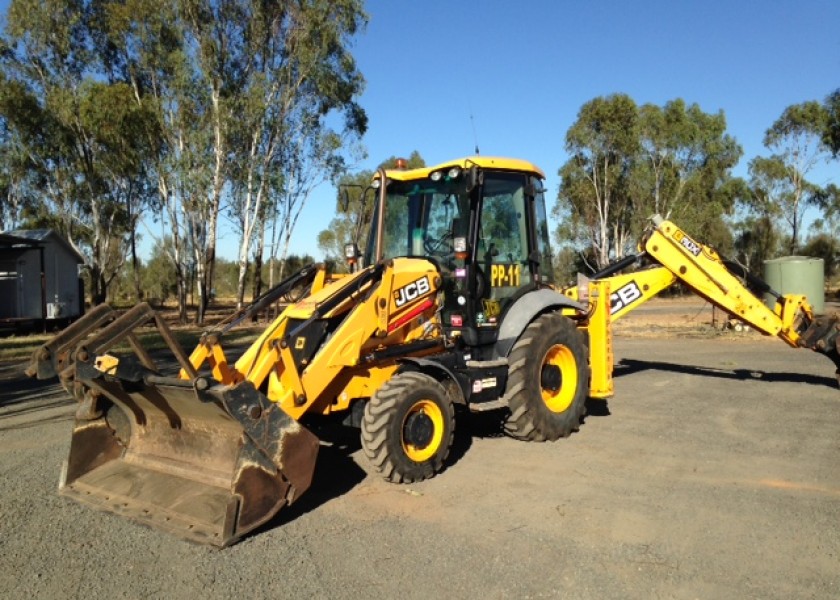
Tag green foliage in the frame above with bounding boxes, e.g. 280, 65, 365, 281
731, 215, 779, 277
318, 151, 425, 263
638, 102, 742, 245
763, 101, 828, 148
0, 0, 368, 319
808, 185, 840, 277
744, 101, 829, 254
746, 156, 789, 216
552, 246, 588, 286
556, 93, 639, 269
800, 234, 838, 278
813, 183, 840, 220
636, 98, 740, 221
142, 239, 180, 301
0, 0, 164, 303
555, 95, 743, 270
219, 0, 368, 306
103, 247, 318, 307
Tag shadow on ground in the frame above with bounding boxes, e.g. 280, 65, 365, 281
615, 357, 838, 389
252, 405, 520, 540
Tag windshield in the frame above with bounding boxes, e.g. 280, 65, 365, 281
364, 178, 471, 265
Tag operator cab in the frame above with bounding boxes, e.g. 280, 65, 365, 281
364, 157, 555, 346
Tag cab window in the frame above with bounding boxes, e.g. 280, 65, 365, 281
475, 173, 532, 322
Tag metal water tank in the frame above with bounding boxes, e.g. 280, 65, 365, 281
762, 256, 825, 314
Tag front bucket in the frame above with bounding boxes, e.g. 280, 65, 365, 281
60, 374, 319, 547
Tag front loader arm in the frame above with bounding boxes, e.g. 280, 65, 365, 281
180, 263, 329, 384
267, 259, 444, 420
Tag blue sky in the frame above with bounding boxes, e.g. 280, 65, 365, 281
271, 0, 839, 261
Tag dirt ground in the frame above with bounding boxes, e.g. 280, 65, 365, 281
1, 298, 838, 599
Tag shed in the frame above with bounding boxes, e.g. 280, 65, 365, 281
0, 229, 85, 327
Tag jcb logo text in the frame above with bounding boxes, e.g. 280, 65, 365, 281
394, 276, 431, 308
610, 281, 642, 314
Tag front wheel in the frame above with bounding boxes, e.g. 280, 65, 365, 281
503, 312, 588, 441
361, 371, 455, 483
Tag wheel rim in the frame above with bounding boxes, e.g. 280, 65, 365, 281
401, 399, 444, 462
540, 344, 578, 412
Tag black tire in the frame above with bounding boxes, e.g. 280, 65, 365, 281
361, 371, 455, 483
503, 312, 588, 441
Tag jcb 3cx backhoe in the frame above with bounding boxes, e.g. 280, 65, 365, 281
28, 156, 840, 547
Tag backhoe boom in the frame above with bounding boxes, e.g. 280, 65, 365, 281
569, 215, 840, 391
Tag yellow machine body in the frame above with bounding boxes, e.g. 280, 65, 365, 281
27, 157, 838, 548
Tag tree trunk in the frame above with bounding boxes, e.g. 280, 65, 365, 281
126, 190, 142, 301
91, 264, 107, 305
236, 255, 249, 309
176, 265, 188, 323
201, 87, 226, 324
252, 229, 265, 303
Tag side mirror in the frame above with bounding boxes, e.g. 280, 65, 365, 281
340, 188, 351, 213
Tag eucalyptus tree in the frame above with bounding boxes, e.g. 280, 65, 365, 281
79, 81, 160, 301
635, 99, 742, 237
731, 213, 780, 276
0, 111, 31, 231
0, 0, 159, 303
86, 0, 367, 320
317, 152, 425, 266
317, 169, 372, 267
759, 101, 828, 253
556, 94, 639, 270
556, 95, 744, 272
812, 183, 840, 237
89, 0, 198, 321
267, 126, 349, 287
226, 0, 368, 308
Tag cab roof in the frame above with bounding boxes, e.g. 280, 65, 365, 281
379, 156, 545, 181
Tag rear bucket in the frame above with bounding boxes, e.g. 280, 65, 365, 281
60, 373, 319, 547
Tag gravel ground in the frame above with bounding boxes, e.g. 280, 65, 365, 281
1, 333, 839, 599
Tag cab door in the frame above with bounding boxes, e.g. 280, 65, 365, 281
473, 172, 534, 328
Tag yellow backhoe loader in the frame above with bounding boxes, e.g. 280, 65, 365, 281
28, 156, 840, 547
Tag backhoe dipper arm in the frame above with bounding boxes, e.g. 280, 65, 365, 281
642, 215, 840, 376
642, 216, 806, 343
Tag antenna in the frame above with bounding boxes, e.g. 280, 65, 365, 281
468, 101, 480, 155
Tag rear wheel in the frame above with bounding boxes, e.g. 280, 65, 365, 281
361, 372, 455, 483
503, 312, 588, 441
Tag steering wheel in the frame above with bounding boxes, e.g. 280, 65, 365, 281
424, 231, 453, 257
